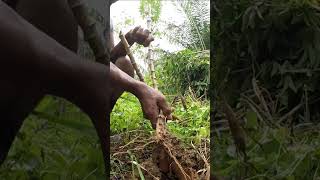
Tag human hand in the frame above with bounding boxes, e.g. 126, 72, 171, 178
135, 83, 172, 129
126, 26, 154, 47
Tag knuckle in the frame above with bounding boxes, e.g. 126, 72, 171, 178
164, 108, 171, 115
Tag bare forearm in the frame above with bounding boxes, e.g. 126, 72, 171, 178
110, 33, 134, 62
0, 2, 108, 112
109, 62, 144, 97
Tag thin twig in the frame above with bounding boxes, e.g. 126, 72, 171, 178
119, 135, 142, 149
190, 142, 210, 175
278, 103, 303, 124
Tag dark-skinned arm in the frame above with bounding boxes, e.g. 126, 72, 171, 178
0, 2, 171, 170
0, 2, 111, 175
110, 26, 154, 63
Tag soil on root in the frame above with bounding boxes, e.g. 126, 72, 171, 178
110, 116, 210, 180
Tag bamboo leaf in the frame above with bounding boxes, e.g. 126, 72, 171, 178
32, 111, 95, 134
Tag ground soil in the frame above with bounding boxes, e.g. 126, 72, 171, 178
110, 116, 210, 180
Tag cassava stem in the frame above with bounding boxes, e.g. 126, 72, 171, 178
119, 31, 145, 82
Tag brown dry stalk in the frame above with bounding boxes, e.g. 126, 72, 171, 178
191, 142, 210, 171
180, 95, 188, 111
171, 96, 180, 106
252, 78, 273, 123
119, 31, 145, 82
221, 98, 246, 158
278, 103, 303, 123
191, 142, 210, 180
119, 135, 142, 150
112, 140, 156, 157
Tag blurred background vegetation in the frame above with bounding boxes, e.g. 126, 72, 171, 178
213, 0, 320, 179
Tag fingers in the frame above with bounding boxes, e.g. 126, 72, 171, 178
130, 26, 154, 46
157, 96, 172, 120
143, 29, 151, 35
134, 27, 144, 40
139, 85, 171, 130
132, 26, 140, 34
143, 97, 171, 129
151, 118, 157, 129
143, 36, 154, 47
128, 26, 141, 42
151, 110, 158, 129
142, 29, 152, 46
143, 106, 159, 129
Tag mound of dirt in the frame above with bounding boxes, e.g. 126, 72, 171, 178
153, 115, 210, 180
111, 116, 210, 180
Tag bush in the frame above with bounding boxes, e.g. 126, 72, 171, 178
156, 49, 210, 98
213, 0, 320, 120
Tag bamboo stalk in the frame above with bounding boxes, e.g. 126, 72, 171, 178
146, 13, 158, 89
147, 49, 158, 89
68, 0, 110, 65
119, 31, 145, 82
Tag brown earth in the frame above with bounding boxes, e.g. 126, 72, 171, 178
110, 116, 210, 180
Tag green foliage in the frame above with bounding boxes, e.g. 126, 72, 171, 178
165, 0, 210, 50
214, 0, 320, 118
139, 0, 162, 23
0, 97, 105, 179
168, 96, 210, 143
111, 93, 153, 133
214, 124, 320, 179
156, 49, 210, 98
213, 0, 320, 179
110, 92, 210, 142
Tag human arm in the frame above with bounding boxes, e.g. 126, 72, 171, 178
0, 2, 170, 174
110, 26, 154, 62
0, 0, 170, 129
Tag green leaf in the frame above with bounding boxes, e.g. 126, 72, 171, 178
199, 127, 209, 137
286, 175, 295, 180
262, 138, 280, 155
274, 127, 288, 142
35, 96, 54, 112
31, 111, 95, 134
245, 111, 258, 129
131, 161, 145, 180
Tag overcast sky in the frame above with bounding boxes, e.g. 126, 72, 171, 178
110, 0, 190, 71
110, 0, 186, 52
